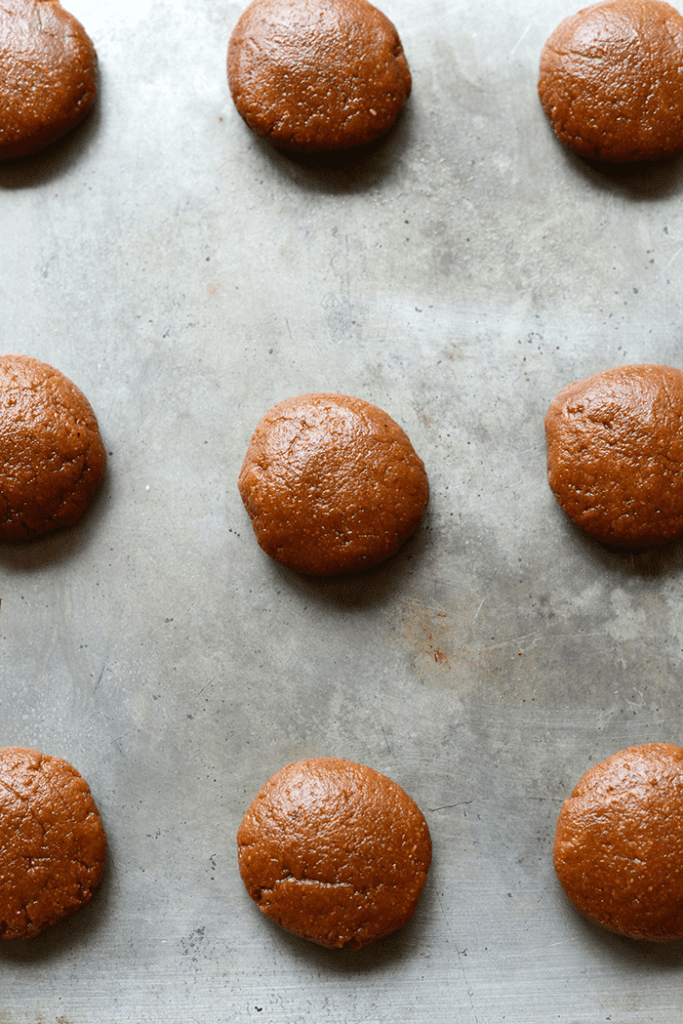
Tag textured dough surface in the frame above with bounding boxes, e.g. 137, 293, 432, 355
237, 757, 432, 949
0, 746, 106, 940
545, 363, 683, 547
0, 354, 106, 540
0, 0, 97, 161
538, 0, 683, 162
554, 743, 683, 941
227, 0, 411, 152
238, 392, 429, 575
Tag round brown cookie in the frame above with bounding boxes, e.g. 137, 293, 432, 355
0, 746, 106, 939
238, 392, 428, 575
554, 744, 683, 941
227, 0, 411, 152
237, 757, 432, 949
545, 364, 683, 548
538, 0, 683, 162
0, 354, 106, 540
0, 0, 97, 161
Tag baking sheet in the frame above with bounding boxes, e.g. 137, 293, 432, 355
2, 0, 683, 1019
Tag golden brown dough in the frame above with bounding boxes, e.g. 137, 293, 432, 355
0, 746, 106, 939
238, 392, 429, 575
538, 0, 683, 162
0, 354, 106, 540
0, 0, 97, 161
554, 743, 683, 941
237, 757, 432, 949
545, 364, 683, 547
227, 0, 411, 152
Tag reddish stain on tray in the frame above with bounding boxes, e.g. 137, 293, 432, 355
428, 635, 449, 666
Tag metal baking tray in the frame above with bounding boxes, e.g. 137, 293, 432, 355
2, 0, 683, 1019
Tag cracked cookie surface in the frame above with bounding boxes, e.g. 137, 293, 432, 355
554, 743, 683, 941
238, 392, 428, 575
237, 757, 432, 949
0, 746, 106, 940
227, 0, 411, 152
0, 0, 97, 161
538, 0, 683, 162
545, 363, 683, 547
0, 354, 106, 540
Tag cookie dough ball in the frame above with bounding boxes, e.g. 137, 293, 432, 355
0, 354, 106, 540
0, 746, 106, 939
237, 757, 432, 949
538, 0, 683, 162
227, 0, 411, 152
238, 392, 429, 575
0, 0, 97, 161
545, 364, 683, 547
554, 744, 683, 941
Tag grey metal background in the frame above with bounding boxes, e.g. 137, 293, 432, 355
1, 0, 683, 1019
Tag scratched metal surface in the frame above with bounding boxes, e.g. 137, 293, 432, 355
1, 0, 683, 1019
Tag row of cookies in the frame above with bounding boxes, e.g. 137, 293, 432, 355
5, 737, 683, 946
4, 353, 682, 554
3, 0, 683, 163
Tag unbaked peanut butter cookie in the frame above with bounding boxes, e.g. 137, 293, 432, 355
227, 0, 411, 152
0, 0, 97, 161
238, 392, 428, 574
554, 743, 683, 941
0, 354, 106, 540
0, 746, 106, 939
545, 364, 683, 547
538, 0, 683, 162
237, 757, 432, 949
